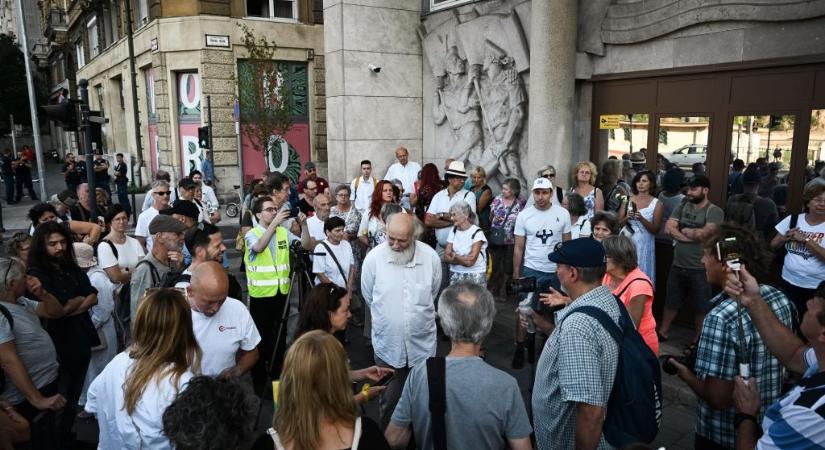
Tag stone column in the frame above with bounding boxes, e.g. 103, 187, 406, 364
323, 0, 423, 186
528, 0, 578, 183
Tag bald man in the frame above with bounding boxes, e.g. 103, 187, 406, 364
361, 213, 442, 429
187, 261, 261, 378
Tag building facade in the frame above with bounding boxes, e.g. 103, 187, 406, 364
38, 0, 326, 195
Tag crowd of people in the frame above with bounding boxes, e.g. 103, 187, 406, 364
1, 144, 825, 450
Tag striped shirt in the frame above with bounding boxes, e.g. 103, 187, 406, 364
758, 348, 825, 449
694, 285, 796, 447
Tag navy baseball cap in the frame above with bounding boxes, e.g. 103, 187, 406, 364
548, 238, 606, 267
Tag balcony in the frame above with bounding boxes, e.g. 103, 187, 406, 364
44, 8, 68, 40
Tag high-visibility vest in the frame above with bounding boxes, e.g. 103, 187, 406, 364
244, 226, 290, 298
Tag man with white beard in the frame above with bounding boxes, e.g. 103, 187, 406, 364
361, 213, 442, 429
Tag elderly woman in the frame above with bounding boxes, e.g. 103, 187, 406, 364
470, 166, 493, 230
564, 192, 591, 239
590, 211, 621, 242
569, 161, 603, 219
5, 232, 32, 264
331, 184, 362, 242
488, 178, 525, 298
444, 201, 488, 285
602, 235, 658, 354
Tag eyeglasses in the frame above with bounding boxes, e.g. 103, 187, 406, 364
263, 207, 277, 213
542, 173, 556, 178
154, 191, 171, 196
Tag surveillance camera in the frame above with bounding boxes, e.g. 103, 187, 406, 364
368, 64, 382, 73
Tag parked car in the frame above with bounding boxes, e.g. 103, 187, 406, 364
666, 144, 707, 167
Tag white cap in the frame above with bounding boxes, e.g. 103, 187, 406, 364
532, 177, 553, 191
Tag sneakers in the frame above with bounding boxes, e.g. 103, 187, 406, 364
511, 342, 526, 369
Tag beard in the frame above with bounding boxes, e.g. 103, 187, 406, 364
388, 244, 416, 265
50, 251, 75, 268
688, 192, 706, 204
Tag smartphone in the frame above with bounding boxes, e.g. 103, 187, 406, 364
716, 236, 742, 271
375, 373, 395, 387
289, 206, 300, 218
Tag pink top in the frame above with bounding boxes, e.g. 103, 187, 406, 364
603, 267, 659, 355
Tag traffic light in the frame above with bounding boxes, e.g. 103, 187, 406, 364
198, 126, 211, 149
39, 100, 80, 131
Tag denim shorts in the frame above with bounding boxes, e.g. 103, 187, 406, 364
522, 266, 561, 311
665, 266, 713, 313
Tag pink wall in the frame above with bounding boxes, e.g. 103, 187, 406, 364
240, 123, 310, 184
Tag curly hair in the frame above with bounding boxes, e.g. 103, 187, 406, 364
701, 222, 773, 282
368, 180, 394, 219
162, 376, 257, 450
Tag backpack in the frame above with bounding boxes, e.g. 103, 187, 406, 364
352, 177, 378, 202
725, 193, 757, 229
0, 303, 12, 393
135, 259, 190, 289
567, 295, 662, 447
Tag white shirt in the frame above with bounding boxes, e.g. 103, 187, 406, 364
201, 184, 219, 212
427, 188, 477, 247
86, 352, 194, 450
384, 161, 421, 194
191, 297, 261, 376
307, 215, 326, 242
361, 241, 442, 368
447, 225, 488, 274
97, 236, 146, 271
514, 204, 572, 273
570, 215, 592, 239
135, 207, 160, 252
313, 239, 353, 288
350, 176, 376, 212
776, 213, 825, 288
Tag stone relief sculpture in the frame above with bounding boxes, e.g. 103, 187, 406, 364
421, 5, 530, 188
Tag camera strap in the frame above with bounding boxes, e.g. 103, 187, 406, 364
320, 241, 348, 288
426, 356, 448, 450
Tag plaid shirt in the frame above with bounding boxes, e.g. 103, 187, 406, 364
532, 285, 621, 450
694, 284, 796, 448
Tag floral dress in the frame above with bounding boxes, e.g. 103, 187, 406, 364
489, 195, 526, 246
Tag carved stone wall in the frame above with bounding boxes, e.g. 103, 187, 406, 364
421, 0, 532, 190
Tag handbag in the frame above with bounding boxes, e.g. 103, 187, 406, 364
489, 200, 517, 246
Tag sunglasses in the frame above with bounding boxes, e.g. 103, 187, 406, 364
542, 173, 556, 178
154, 191, 171, 196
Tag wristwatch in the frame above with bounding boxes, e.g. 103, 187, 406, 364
734, 412, 758, 429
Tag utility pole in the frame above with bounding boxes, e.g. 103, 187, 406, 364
207, 94, 214, 169
15, 0, 48, 200
79, 79, 99, 221
125, 0, 143, 224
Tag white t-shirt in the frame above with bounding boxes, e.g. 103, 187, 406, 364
776, 213, 825, 288
514, 204, 572, 273
191, 297, 261, 376
384, 161, 421, 194
570, 215, 592, 240
350, 176, 376, 213
86, 352, 194, 450
135, 207, 160, 251
447, 225, 488, 274
307, 215, 326, 242
313, 239, 353, 288
427, 189, 477, 247
97, 236, 146, 271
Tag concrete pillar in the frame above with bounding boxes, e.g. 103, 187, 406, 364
528, 0, 578, 184
323, 0, 423, 186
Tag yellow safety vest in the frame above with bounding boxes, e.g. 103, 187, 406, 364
244, 226, 290, 298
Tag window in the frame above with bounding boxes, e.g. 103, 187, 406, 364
87, 16, 99, 58
76, 40, 85, 68
246, 0, 297, 20
430, 0, 474, 12
107, 0, 120, 45
136, 0, 149, 26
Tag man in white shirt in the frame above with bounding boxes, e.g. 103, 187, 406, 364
511, 177, 572, 369
302, 193, 331, 251
361, 213, 442, 429
135, 180, 172, 252
312, 216, 354, 289
350, 159, 376, 213
186, 261, 261, 378
383, 146, 421, 195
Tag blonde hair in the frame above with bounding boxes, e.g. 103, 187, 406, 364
472, 166, 487, 179
572, 161, 598, 186
274, 330, 357, 450
124, 289, 202, 415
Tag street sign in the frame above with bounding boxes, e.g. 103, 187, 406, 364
599, 115, 621, 129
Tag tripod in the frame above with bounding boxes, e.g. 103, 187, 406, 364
266, 241, 325, 374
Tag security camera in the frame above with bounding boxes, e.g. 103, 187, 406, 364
368, 64, 382, 73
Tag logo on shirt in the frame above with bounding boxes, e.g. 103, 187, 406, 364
535, 229, 554, 244
218, 325, 237, 332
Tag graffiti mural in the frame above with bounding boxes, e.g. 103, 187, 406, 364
177, 72, 202, 176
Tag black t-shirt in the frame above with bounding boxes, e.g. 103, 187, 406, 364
0, 155, 14, 176
114, 161, 128, 183
94, 157, 110, 183
13, 157, 31, 176
297, 198, 315, 216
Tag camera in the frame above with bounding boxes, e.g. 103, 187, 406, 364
659, 352, 697, 375
716, 236, 742, 271
368, 64, 382, 73
508, 277, 536, 295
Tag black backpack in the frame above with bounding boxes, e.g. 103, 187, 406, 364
0, 304, 13, 393
568, 295, 662, 447
725, 193, 757, 230
135, 259, 190, 289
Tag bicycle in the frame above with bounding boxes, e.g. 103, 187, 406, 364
225, 184, 242, 218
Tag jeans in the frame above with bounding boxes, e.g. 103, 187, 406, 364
15, 172, 37, 201
14, 381, 60, 450
374, 357, 412, 431
115, 181, 132, 216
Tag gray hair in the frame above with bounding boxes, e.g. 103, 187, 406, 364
335, 184, 351, 196
576, 266, 607, 284
0, 258, 25, 295
502, 178, 521, 196
601, 235, 638, 273
437, 282, 496, 344
448, 200, 476, 223
313, 193, 330, 208
151, 180, 170, 191
380, 202, 403, 223
537, 165, 556, 177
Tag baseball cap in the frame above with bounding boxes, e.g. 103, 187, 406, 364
548, 238, 606, 268
532, 177, 553, 191
178, 177, 197, 190
57, 189, 78, 207
687, 174, 711, 188
149, 214, 189, 234
162, 200, 200, 219
304, 161, 316, 170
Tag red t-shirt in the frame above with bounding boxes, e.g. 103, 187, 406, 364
603, 267, 659, 355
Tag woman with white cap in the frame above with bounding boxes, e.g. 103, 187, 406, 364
74, 242, 118, 416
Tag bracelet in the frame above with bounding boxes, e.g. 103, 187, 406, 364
734, 412, 758, 429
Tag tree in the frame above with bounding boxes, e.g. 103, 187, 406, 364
234, 24, 299, 180
0, 33, 47, 135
